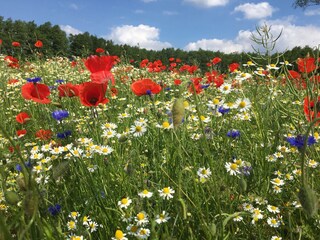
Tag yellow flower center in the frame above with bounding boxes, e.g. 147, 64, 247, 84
115, 230, 124, 239
162, 121, 170, 128
223, 86, 229, 91
137, 212, 145, 220
135, 126, 142, 132
230, 163, 238, 171
163, 187, 170, 194
121, 198, 128, 205
213, 98, 220, 104
142, 189, 149, 195
239, 101, 246, 108
201, 169, 207, 174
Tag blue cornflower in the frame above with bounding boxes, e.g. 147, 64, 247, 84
52, 110, 69, 121
241, 165, 252, 176
27, 77, 42, 83
287, 135, 316, 149
227, 129, 241, 138
48, 204, 61, 216
218, 106, 230, 115
15, 164, 22, 172
57, 130, 72, 139
201, 84, 210, 89
55, 79, 64, 84
146, 89, 152, 95
49, 86, 57, 91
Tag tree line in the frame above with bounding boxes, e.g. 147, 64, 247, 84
0, 16, 318, 72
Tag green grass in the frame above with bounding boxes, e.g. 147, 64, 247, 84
0, 52, 319, 240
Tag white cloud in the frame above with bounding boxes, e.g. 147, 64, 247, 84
184, 18, 320, 53
60, 25, 83, 35
69, 3, 79, 10
184, 0, 229, 8
163, 10, 179, 15
108, 24, 172, 50
305, 8, 320, 16
234, 2, 275, 19
134, 9, 145, 14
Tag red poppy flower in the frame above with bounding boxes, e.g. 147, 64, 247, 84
174, 79, 182, 85
8, 79, 19, 85
35, 129, 52, 140
4, 56, 18, 63
17, 129, 27, 137
169, 57, 175, 62
12, 41, 21, 47
0, 39, 2, 45
95, 48, 105, 53
131, 79, 162, 96
16, 112, 31, 124
206, 71, 224, 87
229, 62, 240, 72
84, 55, 114, 73
110, 87, 118, 97
211, 57, 222, 65
79, 82, 109, 107
58, 83, 79, 97
304, 96, 320, 124
34, 40, 43, 48
188, 78, 203, 94
90, 70, 115, 85
21, 82, 51, 104
297, 57, 317, 73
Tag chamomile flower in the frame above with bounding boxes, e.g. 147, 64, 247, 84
112, 230, 128, 240
235, 98, 251, 112
243, 61, 255, 67
242, 203, 254, 212
308, 159, 319, 168
70, 148, 83, 158
271, 236, 282, 240
156, 121, 173, 130
267, 217, 281, 228
130, 123, 147, 137
272, 185, 282, 193
118, 197, 132, 209
251, 208, 264, 220
102, 129, 117, 138
197, 167, 212, 179
267, 205, 280, 214
271, 177, 285, 186
233, 213, 243, 222
266, 64, 279, 70
225, 162, 240, 176
138, 189, 153, 198
134, 118, 148, 126
69, 211, 79, 219
136, 228, 150, 239
99, 145, 114, 155
155, 211, 170, 224
68, 235, 83, 240
158, 187, 175, 200
219, 83, 232, 94
67, 220, 77, 230
200, 115, 210, 123
135, 211, 149, 226
126, 224, 139, 236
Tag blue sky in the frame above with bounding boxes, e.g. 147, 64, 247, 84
1, 0, 320, 53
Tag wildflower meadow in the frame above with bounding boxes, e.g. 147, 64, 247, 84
1, 29, 320, 240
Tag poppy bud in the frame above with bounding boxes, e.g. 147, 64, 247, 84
172, 98, 185, 128
16, 176, 27, 191
298, 184, 318, 217
238, 177, 247, 193
118, 135, 128, 143
5, 191, 20, 205
23, 190, 39, 217
209, 222, 216, 236
53, 161, 69, 181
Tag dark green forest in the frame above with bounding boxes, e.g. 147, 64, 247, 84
0, 16, 318, 72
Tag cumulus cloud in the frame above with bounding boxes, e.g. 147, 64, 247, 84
184, 0, 229, 8
60, 25, 83, 35
108, 24, 172, 50
234, 2, 275, 19
184, 18, 320, 53
304, 8, 320, 16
